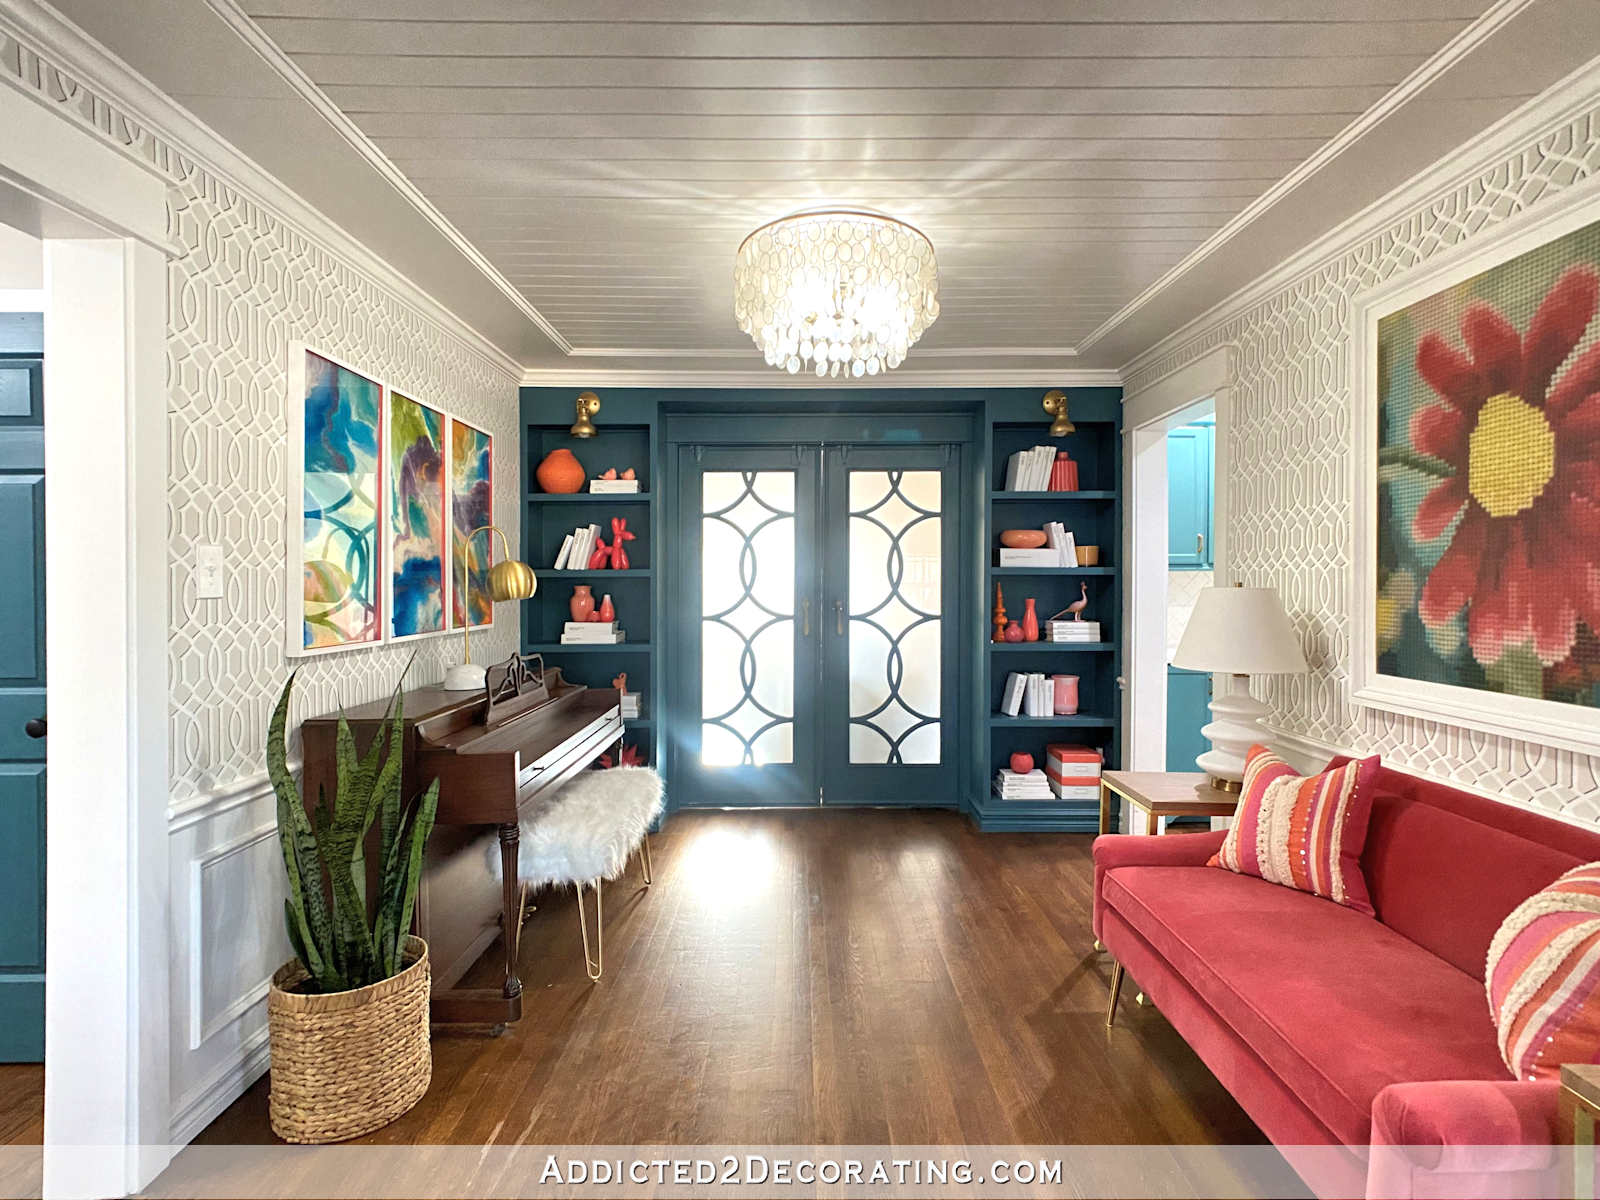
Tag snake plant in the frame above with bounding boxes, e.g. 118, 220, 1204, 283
269, 671, 440, 993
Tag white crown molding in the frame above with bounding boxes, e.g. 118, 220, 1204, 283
0, 0, 525, 382
1118, 47, 1600, 386
565, 345, 1082, 360
519, 366, 1122, 389
203, 0, 572, 358
1082, 0, 1540, 361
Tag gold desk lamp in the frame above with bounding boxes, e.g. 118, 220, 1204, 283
441, 524, 537, 692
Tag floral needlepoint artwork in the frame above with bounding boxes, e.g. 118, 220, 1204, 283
1375, 217, 1600, 711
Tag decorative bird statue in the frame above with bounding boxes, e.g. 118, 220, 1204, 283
1066, 581, 1089, 621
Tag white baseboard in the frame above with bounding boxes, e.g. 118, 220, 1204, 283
169, 1021, 271, 1146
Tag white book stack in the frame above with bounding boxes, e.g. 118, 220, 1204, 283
589, 479, 641, 494
552, 523, 602, 570
993, 768, 1052, 800
997, 547, 1059, 567
1046, 620, 1102, 643
1043, 522, 1077, 567
1002, 445, 1059, 492
620, 691, 641, 718
560, 620, 626, 645
1000, 671, 1057, 717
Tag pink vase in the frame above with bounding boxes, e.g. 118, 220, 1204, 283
1049, 452, 1079, 492
1022, 597, 1039, 642
598, 593, 615, 623
1003, 620, 1024, 643
1052, 674, 1080, 716
569, 584, 595, 623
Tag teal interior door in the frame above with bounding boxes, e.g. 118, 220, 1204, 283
0, 324, 45, 1062
671, 439, 961, 809
820, 446, 960, 806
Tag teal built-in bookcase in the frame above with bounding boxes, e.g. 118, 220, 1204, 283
520, 386, 1121, 831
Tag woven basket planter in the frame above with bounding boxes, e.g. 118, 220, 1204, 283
267, 936, 432, 1144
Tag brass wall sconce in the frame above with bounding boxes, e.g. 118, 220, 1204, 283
442, 524, 538, 692
570, 391, 601, 438
1042, 389, 1075, 438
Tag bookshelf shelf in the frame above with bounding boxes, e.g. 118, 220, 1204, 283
990, 714, 1116, 728
989, 490, 1116, 502
534, 568, 652, 579
988, 641, 1113, 653
525, 641, 652, 655
528, 491, 649, 504
989, 566, 1116, 576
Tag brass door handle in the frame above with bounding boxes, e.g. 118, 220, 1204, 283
1197, 532, 1205, 557
835, 599, 844, 636
801, 597, 810, 637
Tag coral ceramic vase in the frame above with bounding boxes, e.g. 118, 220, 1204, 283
1022, 598, 1039, 642
598, 593, 615, 623
1052, 674, 1080, 716
1010, 752, 1034, 775
569, 584, 595, 623
1049, 452, 1079, 492
536, 447, 585, 494
1003, 620, 1024, 643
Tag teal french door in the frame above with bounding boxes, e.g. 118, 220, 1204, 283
672, 442, 960, 808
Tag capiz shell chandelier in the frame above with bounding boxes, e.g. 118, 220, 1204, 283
733, 207, 940, 378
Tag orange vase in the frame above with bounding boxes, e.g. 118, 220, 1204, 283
536, 447, 586, 494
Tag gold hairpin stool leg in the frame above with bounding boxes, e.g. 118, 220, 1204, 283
575, 878, 604, 982
639, 833, 653, 885
1106, 961, 1125, 1028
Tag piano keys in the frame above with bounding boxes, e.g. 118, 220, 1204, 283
299, 653, 622, 1026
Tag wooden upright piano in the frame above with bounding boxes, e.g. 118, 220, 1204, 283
300, 654, 622, 1026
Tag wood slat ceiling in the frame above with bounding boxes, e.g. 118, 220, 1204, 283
237, 0, 1494, 359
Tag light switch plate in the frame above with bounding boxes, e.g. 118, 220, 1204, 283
195, 544, 224, 599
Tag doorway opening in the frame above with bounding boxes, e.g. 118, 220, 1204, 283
1125, 386, 1228, 791
0, 222, 45, 1071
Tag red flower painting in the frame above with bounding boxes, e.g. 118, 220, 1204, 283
1410, 265, 1600, 668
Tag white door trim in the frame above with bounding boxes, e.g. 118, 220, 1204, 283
1121, 346, 1234, 774
0, 81, 172, 1199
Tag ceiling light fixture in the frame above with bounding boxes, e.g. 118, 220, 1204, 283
733, 207, 940, 378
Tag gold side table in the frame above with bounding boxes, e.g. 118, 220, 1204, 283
1097, 770, 1240, 837
1563, 1064, 1600, 1199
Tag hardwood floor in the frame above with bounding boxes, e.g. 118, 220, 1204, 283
0, 1066, 42, 1145
200, 809, 1262, 1147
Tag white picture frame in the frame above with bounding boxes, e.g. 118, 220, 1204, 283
381, 386, 454, 645
1348, 179, 1600, 754
285, 341, 387, 659
445, 412, 495, 634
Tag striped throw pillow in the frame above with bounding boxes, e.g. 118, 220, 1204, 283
1486, 863, 1600, 1081
1208, 745, 1380, 916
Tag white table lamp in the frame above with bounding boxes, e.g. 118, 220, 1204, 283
1171, 583, 1309, 791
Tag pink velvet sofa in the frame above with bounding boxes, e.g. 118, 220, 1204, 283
1092, 757, 1600, 1200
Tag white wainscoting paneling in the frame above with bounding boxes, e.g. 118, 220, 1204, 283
168, 775, 286, 1145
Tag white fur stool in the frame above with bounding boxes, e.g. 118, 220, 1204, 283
500, 765, 664, 981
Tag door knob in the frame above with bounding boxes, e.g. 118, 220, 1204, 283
24, 717, 45, 739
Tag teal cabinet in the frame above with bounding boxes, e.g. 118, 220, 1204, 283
1167, 425, 1213, 569
1166, 666, 1211, 773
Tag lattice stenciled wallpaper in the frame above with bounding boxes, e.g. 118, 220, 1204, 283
1126, 101, 1600, 822
165, 172, 521, 806
0, 27, 524, 807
